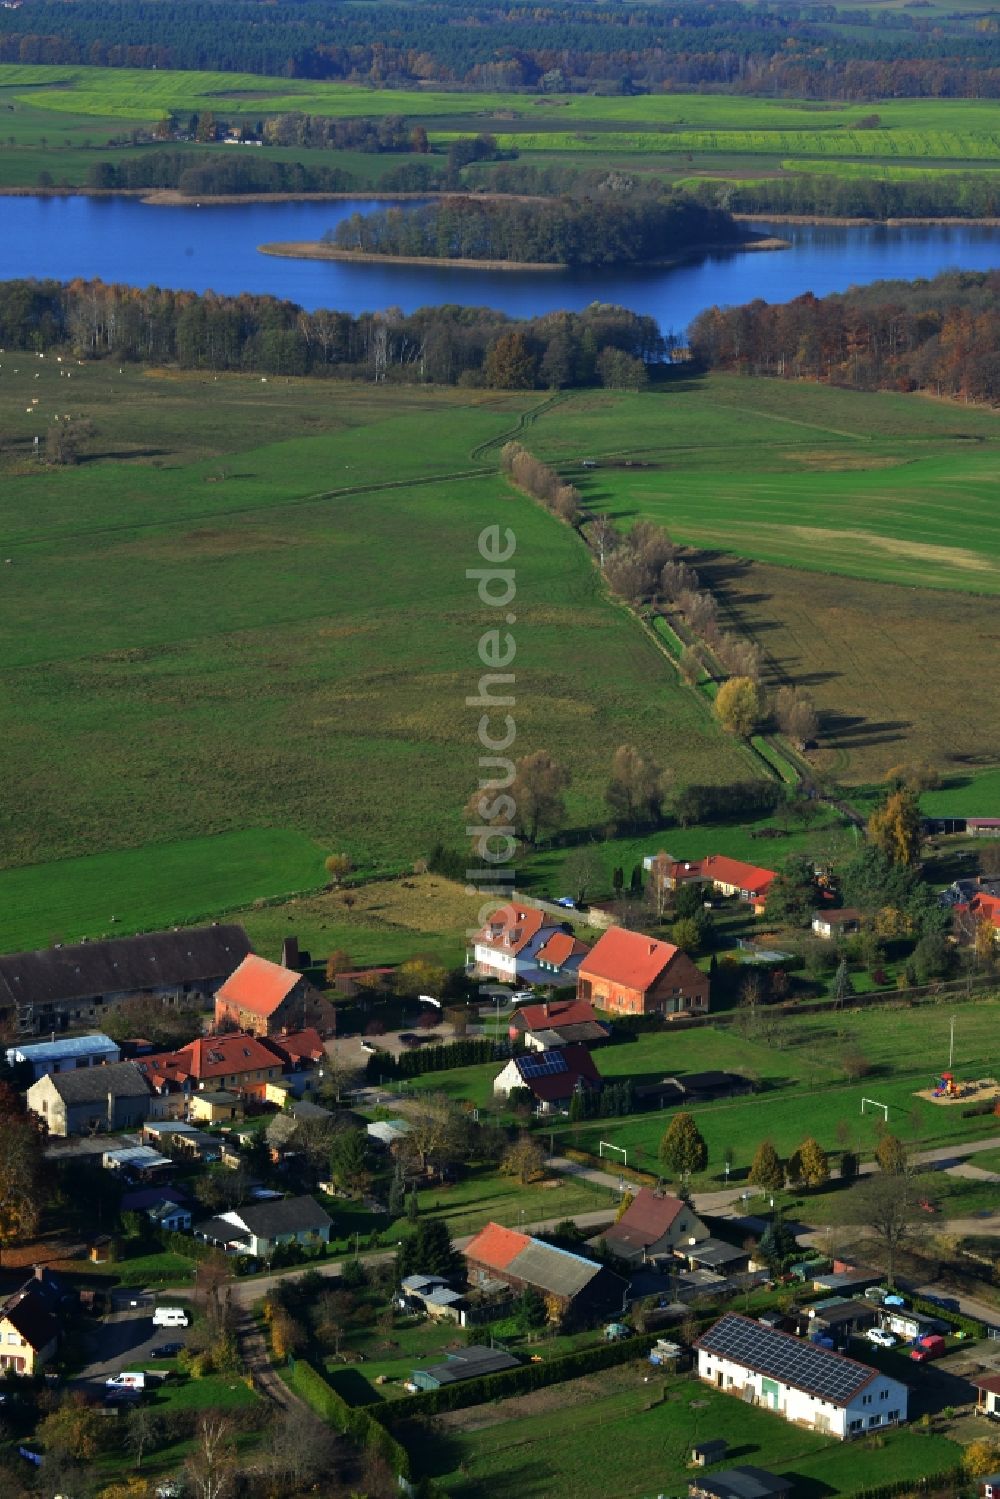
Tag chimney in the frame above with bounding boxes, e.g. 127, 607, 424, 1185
649, 943, 656, 955
34, 1264, 46, 1283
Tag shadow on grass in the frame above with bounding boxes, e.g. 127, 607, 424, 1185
323, 1365, 382, 1407
777, 1473, 836, 1499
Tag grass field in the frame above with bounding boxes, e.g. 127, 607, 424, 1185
407, 995, 1000, 1178
426, 1365, 959, 1498
2, 67, 1000, 194
0, 828, 324, 953
0, 363, 758, 893
699, 556, 1000, 785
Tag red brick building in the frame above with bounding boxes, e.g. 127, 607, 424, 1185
214, 955, 335, 1036
576, 928, 709, 1017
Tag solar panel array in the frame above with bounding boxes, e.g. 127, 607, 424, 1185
698, 1314, 873, 1404
517, 1050, 570, 1080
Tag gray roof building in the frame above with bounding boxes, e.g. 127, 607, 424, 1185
411, 1345, 519, 1389
0, 924, 252, 1034
690, 1468, 793, 1499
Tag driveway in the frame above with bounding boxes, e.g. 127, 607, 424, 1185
74, 1300, 191, 1394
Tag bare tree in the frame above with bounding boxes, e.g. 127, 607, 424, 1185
850, 1171, 922, 1287
185, 1413, 238, 1499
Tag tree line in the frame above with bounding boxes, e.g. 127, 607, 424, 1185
0, 277, 667, 388
3, 0, 999, 100
690, 270, 1000, 405
329, 194, 742, 267
688, 172, 1000, 223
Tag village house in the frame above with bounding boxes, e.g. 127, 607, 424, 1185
646, 854, 775, 914
0, 1270, 65, 1375
972, 1373, 1000, 1419
463, 1222, 626, 1324
188, 1090, 244, 1124
26, 1059, 151, 1136
471, 903, 549, 981
695, 1313, 908, 1438
492, 1042, 602, 1113
134, 1031, 288, 1112
508, 997, 610, 1052
5, 1032, 120, 1080
812, 909, 862, 941
576, 927, 710, 1018
214, 954, 336, 1036
0, 924, 252, 1037
194, 1194, 332, 1259
600, 1188, 710, 1266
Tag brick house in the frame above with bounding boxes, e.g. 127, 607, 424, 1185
134, 1031, 288, 1108
576, 928, 709, 1017
214, 955, 335, 1036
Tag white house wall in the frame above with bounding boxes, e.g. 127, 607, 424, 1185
696, 1350, 907, 1439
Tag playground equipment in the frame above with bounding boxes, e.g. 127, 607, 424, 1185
932, 1071, 967, 1099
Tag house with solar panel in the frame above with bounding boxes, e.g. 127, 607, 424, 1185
463, 1222, 626, 1325
492, 1042, 602, 1114
695, 1313, 908, 1438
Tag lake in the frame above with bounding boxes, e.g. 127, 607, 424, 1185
4, 194, 1000, 331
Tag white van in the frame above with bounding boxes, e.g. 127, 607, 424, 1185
106, 1372, 146, 1390
153, 1307, 189, 1329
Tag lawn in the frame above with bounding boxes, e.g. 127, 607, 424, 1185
423, 1364, 958, 1498
0, 827, 325, 952
404, 995, 1000, 1180
0, 367, 752, 886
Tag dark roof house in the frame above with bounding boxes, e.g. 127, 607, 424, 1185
689, 1468, 793, 1499
410, 1345, 519, 1390
0, 924, 252, 1034
492, 1043, 602, 1111
601, 1188, 709, 1264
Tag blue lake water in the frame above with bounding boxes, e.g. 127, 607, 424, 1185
3, 194, 1000, 330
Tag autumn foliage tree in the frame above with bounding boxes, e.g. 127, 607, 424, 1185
748, 1139, 785, 1191
715, 676, 764, 738
868, 788, 922, 867
605, 743, 667, 831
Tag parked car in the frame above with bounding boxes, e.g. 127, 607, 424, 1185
911, 1335, 947, 1362
864, 1286, 890, 1305
883, 1293, 906, 1307
866, 1328, 896, 1348
511, 989, 534, 1002
921, 1293, 960, 1312
106, 1372, 146, 1390
554, 896, 576, 908
151, 1343, 184, 1359
153, 1307, 189, 1329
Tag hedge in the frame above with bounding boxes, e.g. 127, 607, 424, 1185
908, 1292, 986, 1341
288, 1358, 411, 1480
371, 1331, 662, 1423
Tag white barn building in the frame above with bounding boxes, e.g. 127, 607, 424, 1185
695, 1313, 908, 1440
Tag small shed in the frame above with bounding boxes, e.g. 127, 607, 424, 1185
881, 1307, 945, 1341
189, 1090, 244, 1124
88, 1235, 116, 1265
692, 1438, 728, 1467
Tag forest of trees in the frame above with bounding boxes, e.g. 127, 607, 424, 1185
2, 0, 998, 99
688, 172, 1000, 223
330, 194, 741, 266
0, 278, 665, 387
690, 270, 1000, 405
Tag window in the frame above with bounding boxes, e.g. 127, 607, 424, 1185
888, 1411, 900, 1423
879, 1389, 889, 1401
868, 1415, 881, 1428
7, 1333, 18, 1345
862, 1394, 872, 1406
849, 1419, 863, 1434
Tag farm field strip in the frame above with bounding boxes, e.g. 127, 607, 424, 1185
6, 66, 1000, 137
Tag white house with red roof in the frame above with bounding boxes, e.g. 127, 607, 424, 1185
214, 954, 335, 1036
646, 853, 775, 914
577, 927, 709, 1017
471, 904, 584, 984
492, 1042, 602, 1113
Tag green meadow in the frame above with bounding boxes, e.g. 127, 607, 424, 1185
2, 66, 1000, 192
430, 1372, 959, 1499
0, 828, 325, 953
0, 364, 753, 895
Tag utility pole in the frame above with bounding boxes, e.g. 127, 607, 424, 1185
949, 1013, 956, 1071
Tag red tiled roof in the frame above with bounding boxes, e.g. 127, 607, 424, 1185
815, 907, 861, 925
515, 1042, 602, 1102
216, 955, 301, 1018
608, 1187, 687, 1245
464, 1222, 531, 1271
515, 997, 599, 1032
534, 931, 587, 968
973, 1374, 1000, 1394
261, 1028, 325, 1066
474, 904, 546, 956
577, 927, 682, 992
137, 1032, 280, 1084
970, 893, 1000, 928
701, 854, 775, 895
